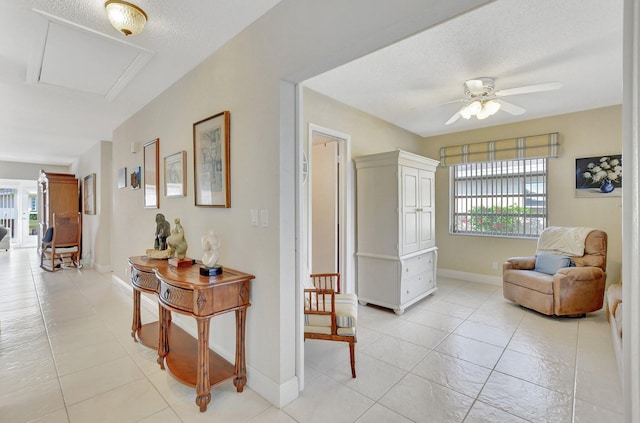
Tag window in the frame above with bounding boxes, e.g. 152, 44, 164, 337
451, 158, 547, 238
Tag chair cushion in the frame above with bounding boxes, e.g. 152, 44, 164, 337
305, 293, 358, 330
503, 269, 554, 295
43, 227, 54, 242
535, 253, 573, 275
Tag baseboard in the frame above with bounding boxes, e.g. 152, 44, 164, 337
111, 273, 300, 408
94, 262, 112, 273
438, 268, 502, 286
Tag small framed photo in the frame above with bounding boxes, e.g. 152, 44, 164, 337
130, 166, 141, 190
165, 151, 186, 198
83, 173, 96, 215
143, 139, 160, 208
575, 154, 622, 198
118, 167, 127, 189
193, 111, 230, 207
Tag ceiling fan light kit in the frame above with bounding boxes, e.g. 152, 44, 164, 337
105, 0, 147, 36
445, 77, 562, 125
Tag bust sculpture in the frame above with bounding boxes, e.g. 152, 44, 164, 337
167, 218, 188, 259
201, 230, 221, 268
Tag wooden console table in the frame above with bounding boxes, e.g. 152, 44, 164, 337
128, 256, 255, 412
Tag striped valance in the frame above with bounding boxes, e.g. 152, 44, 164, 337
439, 132, 559, 167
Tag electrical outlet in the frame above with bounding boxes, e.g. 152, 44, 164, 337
250, 209, 258, 226
492, 261, 499, 270
260, 209, 269, 227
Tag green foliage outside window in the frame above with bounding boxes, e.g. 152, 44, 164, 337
464, 205, 532, 234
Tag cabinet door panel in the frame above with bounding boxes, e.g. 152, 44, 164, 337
401, 167, 420, 255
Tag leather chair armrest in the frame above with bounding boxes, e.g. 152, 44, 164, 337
503, 256, 536, 271
552, 267, 607, 315
556, 266, 606, 281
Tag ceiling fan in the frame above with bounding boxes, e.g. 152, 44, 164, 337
445, 77, 562, 125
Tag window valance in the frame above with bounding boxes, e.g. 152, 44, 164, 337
439, 132, 559, 167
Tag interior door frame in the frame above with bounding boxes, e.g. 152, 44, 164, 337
307, 123, 353, 290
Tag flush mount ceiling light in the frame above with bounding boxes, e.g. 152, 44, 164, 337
105, 0, 147, 36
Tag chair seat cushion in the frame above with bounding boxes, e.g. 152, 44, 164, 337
305, 293, 358, 330
503, 269, 553, 295
43, 246, 79, 256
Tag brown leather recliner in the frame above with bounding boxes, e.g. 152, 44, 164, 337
503, 229, 607, 316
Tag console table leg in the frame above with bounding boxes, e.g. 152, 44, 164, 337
157, 304, 169, 369
233, 308, 247, 392
195, 317, 212, 412
131, 289, 141, 340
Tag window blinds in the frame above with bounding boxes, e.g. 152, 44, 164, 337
439, 132, 559, 167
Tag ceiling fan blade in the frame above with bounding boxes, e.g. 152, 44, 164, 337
495, 82, 562, 97
442, 98, 468, 105
445, 109, 463, 125
465, 79, 485, 95
497, 99, 526, 115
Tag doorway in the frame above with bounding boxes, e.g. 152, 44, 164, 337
0, 179, 38, 249
307, 124, 352, 288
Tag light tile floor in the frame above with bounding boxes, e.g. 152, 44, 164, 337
0, 249, 623, 422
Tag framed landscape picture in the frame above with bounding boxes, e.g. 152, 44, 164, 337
83, 173, 96, 215
143, 139, 160, 208
130, 166, 141, 190
165, 151, 186, 198
193, 111, 230, 207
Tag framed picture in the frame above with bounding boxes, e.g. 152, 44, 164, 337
575, 154, 622, 197
118, 167, 127, 189
165, 151, 186, 197
143, 139, 160, 208
83, 173, 96, 215
130, 166, 141, 190
193, 111, 230, 207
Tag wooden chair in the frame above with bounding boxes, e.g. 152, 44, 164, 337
40, 212, 82, 271
304, 273, 358, 378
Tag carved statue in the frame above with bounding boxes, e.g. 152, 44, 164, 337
154, 213, 171, 250
201, 230, 221, 268
167, 218, 188, 259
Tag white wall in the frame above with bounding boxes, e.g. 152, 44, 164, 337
76, 140, 112, 271
0, 161, 70, 180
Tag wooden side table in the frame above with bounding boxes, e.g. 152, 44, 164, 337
129, 256, 168, 349
128, 256, 254, 412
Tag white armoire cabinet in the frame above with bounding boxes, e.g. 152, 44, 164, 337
354, 150, 439, 315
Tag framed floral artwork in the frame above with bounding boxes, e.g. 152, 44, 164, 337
193, 111, 230, 207
575, 154, 622, 197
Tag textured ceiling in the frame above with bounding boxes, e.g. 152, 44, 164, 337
304, 0, 623, 138
0, 0, 624, 166
0, 0, 283, 165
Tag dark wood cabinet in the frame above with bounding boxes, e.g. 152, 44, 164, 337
38, 171, 79, 248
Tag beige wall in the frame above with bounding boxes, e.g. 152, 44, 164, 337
422, 105, 623, 285
304, 89, 424, 158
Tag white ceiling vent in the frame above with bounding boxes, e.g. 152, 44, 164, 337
28, 10, 154, 100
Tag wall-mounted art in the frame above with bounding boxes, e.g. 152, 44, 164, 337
193, 111, 230, 207
83, 173, 96, 215
118, 167, 127, 189
575, 154, 622, 197
130, 166, 141, 190
144, 139, 160, 208
165, 151, 186, 198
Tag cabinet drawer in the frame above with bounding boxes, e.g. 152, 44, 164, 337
403, 252, 435, 277
131, 267, 159, 292
159, 281, 193, 312
401, 270, 433, 303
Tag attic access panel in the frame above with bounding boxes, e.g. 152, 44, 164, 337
30, 13, 154, 100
